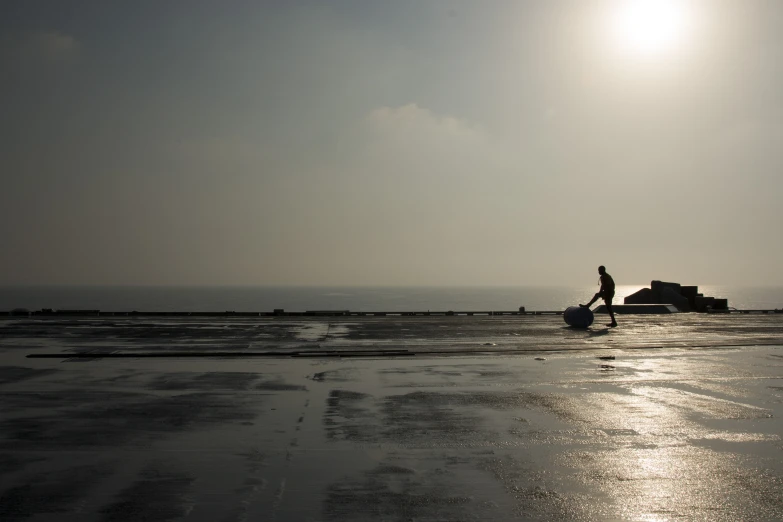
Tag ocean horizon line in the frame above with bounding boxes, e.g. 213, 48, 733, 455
2, 283, 779, 289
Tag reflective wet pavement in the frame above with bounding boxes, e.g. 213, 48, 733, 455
3, 314, 783, 355
1, 316, 782, 520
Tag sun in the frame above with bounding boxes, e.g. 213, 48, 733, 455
608, 0, 692, 57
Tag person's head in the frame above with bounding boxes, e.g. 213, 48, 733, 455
598, 265, 606, 275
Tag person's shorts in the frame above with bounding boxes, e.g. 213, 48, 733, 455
602, 292, 615, 302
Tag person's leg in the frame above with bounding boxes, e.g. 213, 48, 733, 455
580, 293, 602, 308
605, 296, 617, 326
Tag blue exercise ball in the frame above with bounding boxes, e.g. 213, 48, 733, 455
564, 306, 594, 328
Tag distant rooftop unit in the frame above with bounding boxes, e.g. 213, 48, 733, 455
624, 281, 728, 312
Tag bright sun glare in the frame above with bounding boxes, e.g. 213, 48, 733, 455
609, 0, 692, 57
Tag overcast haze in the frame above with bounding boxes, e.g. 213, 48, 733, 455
1, 0, 782, 287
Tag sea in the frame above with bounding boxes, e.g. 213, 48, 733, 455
1, 285, 782, 313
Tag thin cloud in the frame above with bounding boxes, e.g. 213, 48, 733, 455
367, 103, 486, 141
363, 103, 514, 180
3, 30, 80, 63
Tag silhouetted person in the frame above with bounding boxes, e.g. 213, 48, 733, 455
580, 266, 617, 327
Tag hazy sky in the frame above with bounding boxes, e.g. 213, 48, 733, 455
1, 0, 781, 287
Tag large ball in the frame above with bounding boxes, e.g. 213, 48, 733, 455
564, 306, 594, 328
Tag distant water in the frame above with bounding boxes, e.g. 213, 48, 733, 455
1, 285, 781, 312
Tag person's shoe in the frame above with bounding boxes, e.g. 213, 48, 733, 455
579, 304, 589, 308
607, 322, 618, 328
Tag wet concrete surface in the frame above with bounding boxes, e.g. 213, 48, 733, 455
3, 314, 783, 356
1, 316, 783, 520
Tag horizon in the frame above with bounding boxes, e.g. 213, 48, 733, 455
3, 282, 782, 289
